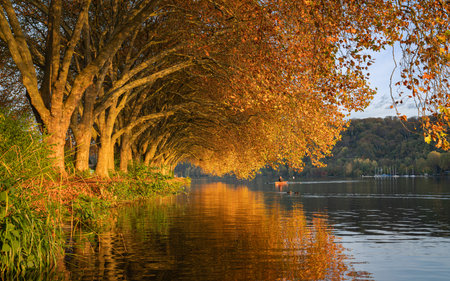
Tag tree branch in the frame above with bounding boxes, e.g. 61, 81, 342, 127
95, 60, 193, 116
63, 3, 161, 121
0, 1, 49, 122
57, 0, 91, 92
112, 111, 174, 143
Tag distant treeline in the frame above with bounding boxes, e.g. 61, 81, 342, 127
176, 117, 450, 178
270, 117, 450, 178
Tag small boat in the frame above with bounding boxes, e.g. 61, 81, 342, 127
275, 181, 288, 187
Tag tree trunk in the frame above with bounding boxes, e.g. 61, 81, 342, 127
144, 143, 158, 166
47, 124, 67, 176
95, 103, 119, 177
161, 155, 175, 176
131, 144, 140, 164
74, 131, 92, 172
72, 83, 98, 172
107, 142, 115, 172
96, 136, 111, 178
143, 151, 151, 166
160, 159, 169, 176
119, 133, 132, 172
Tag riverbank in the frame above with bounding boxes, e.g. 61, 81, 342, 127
0, 110, 190, 279
1, 169, 190, 280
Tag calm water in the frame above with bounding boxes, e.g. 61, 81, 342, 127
65, 177, 450, 280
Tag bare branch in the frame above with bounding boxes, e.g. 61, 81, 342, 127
57, 0, 91, 91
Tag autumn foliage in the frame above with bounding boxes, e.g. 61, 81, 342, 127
0, 0, 448, 178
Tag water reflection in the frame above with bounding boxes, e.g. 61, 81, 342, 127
256, 177, 450, 281
65, 183, 362, 280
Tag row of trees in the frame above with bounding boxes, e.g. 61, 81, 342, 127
0, 0, 448, 179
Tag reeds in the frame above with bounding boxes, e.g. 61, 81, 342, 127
0, 110, 64, 279
0, 191, 64, 279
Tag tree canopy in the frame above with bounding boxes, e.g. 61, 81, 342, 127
0, 0, 448, 178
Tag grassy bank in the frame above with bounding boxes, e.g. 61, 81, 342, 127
0, 110, 189, 280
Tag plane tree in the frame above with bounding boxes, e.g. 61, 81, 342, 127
175, 0, 383, 177
121, 75, 232, 173
0, 0, 169, 174
183, 0, 450, 178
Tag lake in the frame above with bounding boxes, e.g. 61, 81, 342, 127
65, 177, 450, 280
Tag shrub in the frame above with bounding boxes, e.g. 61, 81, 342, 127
72, 194, 111, 224
108, 164, 186, 201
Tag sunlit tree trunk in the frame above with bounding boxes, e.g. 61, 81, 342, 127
71, 26, 109, 172
162, 153, 177, 176
96, 107, 118, 178
46, 120, 67, 174
96, 135, 112, 178
72, 87, 98, 172
143, 149, 153, 166
108, 142, 115, 172
119, 132, 132, 172
143, 135, 164, 166
74, 130, 92, 172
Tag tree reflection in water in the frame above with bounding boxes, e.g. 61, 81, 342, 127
65, 183, 370, 280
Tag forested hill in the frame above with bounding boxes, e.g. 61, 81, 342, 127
338, 117, 434, 159
297, 117, 449, 177
254, 117, 449, 179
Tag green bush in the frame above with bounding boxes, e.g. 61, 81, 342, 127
109, 164, 185, 201
127, 164, 172, 181
72, 194, 110, 224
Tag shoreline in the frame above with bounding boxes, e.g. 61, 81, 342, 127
1, 172, 190, 280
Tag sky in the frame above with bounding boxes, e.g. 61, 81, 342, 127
349, 46, 419, 119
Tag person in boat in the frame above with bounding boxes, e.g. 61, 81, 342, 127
278, 176, 283, 182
